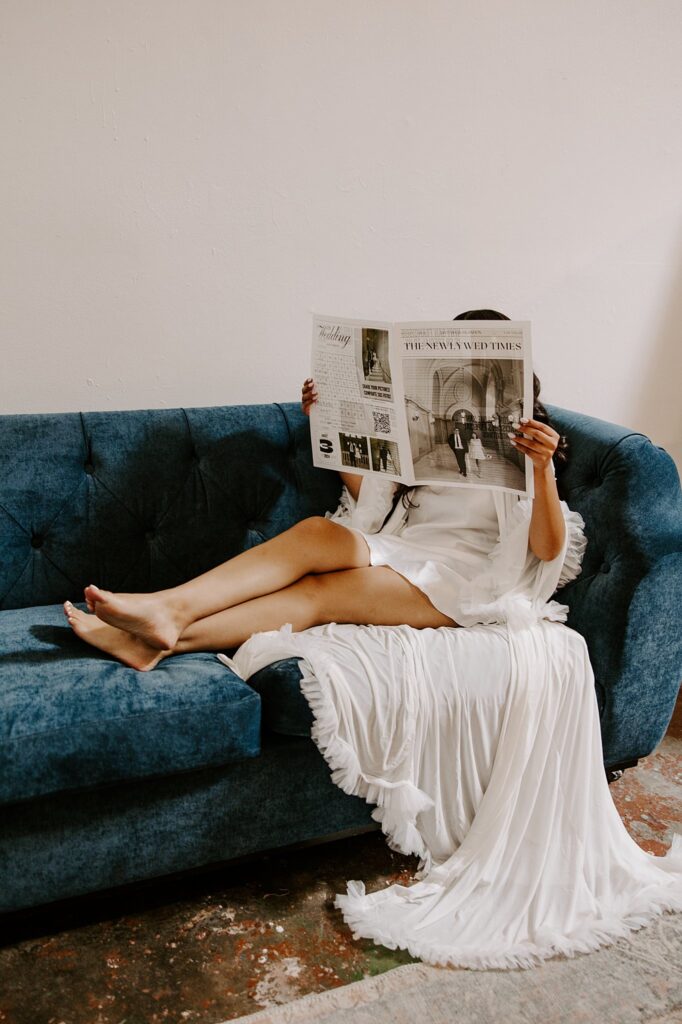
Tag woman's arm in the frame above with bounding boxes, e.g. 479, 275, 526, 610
302, 377, 363, 502
528, 463, 565, 560
509, 418, 565, 561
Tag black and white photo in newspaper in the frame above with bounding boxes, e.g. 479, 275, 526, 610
392, 320, 534, 497
309, 314, 409, 482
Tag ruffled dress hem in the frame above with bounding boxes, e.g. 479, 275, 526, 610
334, 841, 682, 971
295, 642, 435, 872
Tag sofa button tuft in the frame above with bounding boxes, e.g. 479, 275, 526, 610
145, 530, 155, 543
84, 462, 95, 475
31, 534, 44, 550
600, 562, 610, 573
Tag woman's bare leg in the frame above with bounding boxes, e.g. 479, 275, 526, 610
172, 566, 458, 651
83, 518, 371, 650
65, 566, 457, 671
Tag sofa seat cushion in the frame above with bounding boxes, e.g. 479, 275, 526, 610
247, 658, 314, 737
0, 604, 261, 806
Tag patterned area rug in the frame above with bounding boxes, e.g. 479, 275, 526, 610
225, 908, 682, 1024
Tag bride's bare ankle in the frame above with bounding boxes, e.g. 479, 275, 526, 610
160, 591, 196, 633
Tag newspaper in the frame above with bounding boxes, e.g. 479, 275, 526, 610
309, 314, 534, 498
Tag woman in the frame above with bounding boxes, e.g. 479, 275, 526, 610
63, 309, 567, 671
223, 329, 682, 970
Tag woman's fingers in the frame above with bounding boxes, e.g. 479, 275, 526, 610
518, 418, 559, 441
511, 429, 548, 446
510, 435, 548, 453
509, 431, 557, 471
301, 378, 318, 416
511, 429, 554, 449
514, 420, 559, 454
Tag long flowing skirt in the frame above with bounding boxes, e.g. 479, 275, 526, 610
223, 617, 682, 971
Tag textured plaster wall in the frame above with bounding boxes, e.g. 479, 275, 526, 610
1, 1, 681, 467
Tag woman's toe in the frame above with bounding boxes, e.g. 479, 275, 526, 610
65, 603, 87, 627
85, 584, 104, 608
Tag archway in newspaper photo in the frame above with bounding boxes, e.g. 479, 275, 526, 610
403, 358, 526, 488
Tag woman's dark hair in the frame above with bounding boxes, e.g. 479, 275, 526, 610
384, 308, 569, 525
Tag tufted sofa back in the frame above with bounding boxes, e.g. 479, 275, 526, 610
0, 404, 340, 612
1, 400, 680, 765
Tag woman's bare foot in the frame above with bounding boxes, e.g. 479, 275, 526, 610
64, 601, 170, 671
83, 584, 182, 649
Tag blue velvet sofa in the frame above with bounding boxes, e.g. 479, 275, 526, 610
1, 401, 681, 915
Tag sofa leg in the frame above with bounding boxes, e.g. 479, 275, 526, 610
605, 757, 640, 785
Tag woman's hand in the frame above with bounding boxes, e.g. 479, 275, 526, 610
301, 377, 318, 417
302, 376, 363, 500
509, 418, 559, 473
510, 418, 565, 560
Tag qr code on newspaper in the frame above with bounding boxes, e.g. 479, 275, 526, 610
372, 409, 391, 435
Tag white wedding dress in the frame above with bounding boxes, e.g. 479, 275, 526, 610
220, 474, 682, 970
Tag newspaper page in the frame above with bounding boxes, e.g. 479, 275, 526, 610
309, 314, 534, 498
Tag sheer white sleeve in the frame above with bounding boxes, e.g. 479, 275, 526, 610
325, 483, 356, 524
544, 459, 588, 590
325, 476, 399, 534
554, 503, 588, 590
450, 489, 588, 629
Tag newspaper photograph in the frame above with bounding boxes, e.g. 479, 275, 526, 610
309, 314, 534, 497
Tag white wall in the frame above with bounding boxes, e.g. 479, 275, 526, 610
2, 0, 681, 468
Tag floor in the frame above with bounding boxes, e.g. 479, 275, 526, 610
1, 701, 681, 1024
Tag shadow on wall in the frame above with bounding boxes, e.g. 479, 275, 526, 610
634, 234, 682, 473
